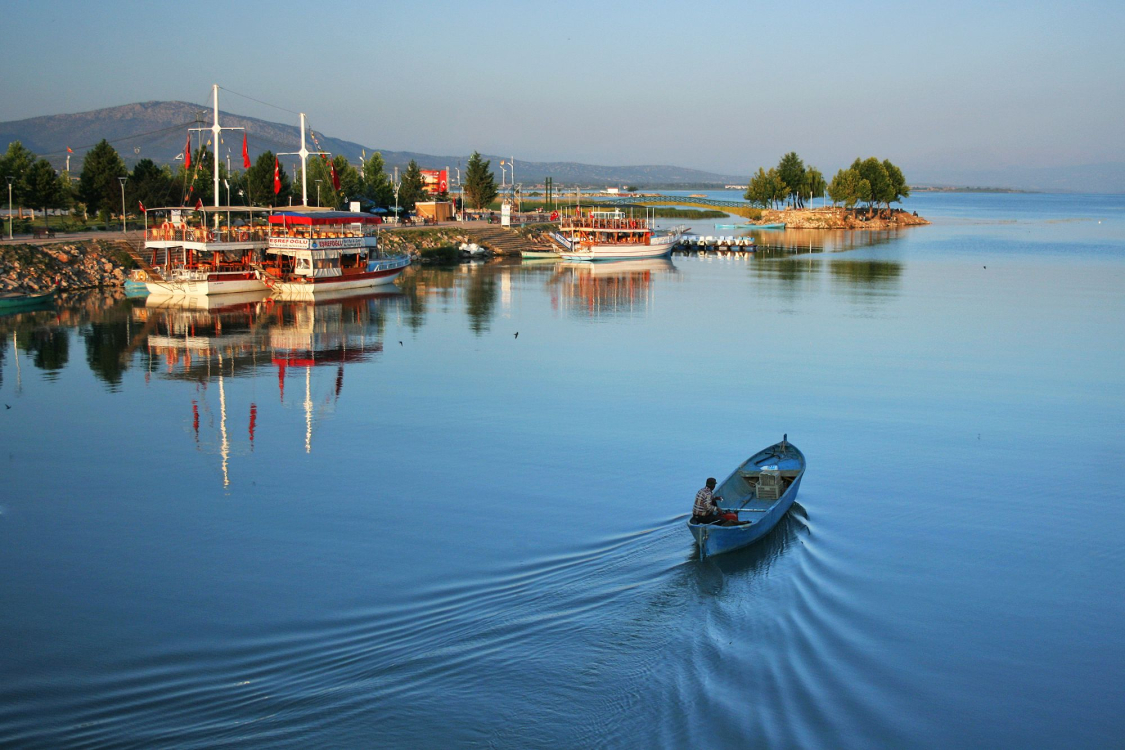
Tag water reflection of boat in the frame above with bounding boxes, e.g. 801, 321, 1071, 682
145, 290, 271, 312
553, 257, 676, 317
688, 436, 806, 559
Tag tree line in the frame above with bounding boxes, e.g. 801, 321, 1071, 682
1, 138, 505, 228
744, 152, 909, 213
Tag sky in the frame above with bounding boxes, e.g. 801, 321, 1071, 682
1, 0, 1123, 182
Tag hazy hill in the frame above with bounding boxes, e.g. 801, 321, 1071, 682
0, 101, 744, 187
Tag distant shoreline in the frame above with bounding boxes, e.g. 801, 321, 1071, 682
910, 186, 1037, 194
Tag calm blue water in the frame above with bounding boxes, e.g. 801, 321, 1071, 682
1, 193, 1124, 747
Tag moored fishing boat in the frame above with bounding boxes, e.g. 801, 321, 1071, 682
258, 210, 409, 298
0, 288, 56, 313
688, 435, 806, 559
555, 209, 685, 261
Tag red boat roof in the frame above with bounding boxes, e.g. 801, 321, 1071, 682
269, 211, 379, 226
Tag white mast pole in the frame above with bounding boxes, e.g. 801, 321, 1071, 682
299, 113, 309, 206
212, 84, 221, 208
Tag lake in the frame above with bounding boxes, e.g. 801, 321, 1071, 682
1, 192, 1123, 747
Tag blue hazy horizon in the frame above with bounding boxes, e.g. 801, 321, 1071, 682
0, 0, 1122, 187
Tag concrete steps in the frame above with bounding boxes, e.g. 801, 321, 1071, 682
462, 226, 542, 256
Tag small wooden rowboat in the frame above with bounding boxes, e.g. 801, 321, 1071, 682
688, 435, 806, 559
0, 289, 56, 313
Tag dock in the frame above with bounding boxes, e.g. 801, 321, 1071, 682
673, 235, 758, 254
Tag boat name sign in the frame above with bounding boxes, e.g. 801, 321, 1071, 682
269, 236, 367, 250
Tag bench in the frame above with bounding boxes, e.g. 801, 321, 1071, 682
33, 228, 56, 239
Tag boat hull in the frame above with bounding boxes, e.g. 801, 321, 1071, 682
0, 289, 56, 313
560, 233, 680, 262
689, 475, 802, 557
269, 264, 408, 299
145, 271, 268, 296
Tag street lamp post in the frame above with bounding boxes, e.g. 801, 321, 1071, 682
316, 180, 322, 207
393, 166, 400, 223
454, 167, 462, 223
6, 176, 13, 240
118, 176, 127, 233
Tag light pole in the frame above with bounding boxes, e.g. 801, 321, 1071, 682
499, 162, 507, 189
392, 166, 400, 223
454, 167, 462, 223
6, 176, 12, 240
118, 176, 127, 233
316, 180, 322, 207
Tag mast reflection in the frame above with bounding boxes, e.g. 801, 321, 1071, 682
138, 289, 403, 484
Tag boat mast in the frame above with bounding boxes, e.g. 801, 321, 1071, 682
278, 112, 328, 207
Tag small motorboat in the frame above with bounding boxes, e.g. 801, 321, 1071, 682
0, 288, 56, 313
688, 435, 806, 559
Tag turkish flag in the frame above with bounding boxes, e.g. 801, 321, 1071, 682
273, 157, 281, 195
66, 147, 73, 154
330, 162, 340, 191
184, 134, 192, 170
195, 198, 203, 210
242, 133, 251, 169
138, 201, 146, 213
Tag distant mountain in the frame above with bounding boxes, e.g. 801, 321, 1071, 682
0, 101, 744, 187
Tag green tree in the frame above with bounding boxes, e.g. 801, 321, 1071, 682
806, 167, 827, 204
128, 159, 174, 212
397, 159, 426, 212
463, 151, 497, 210
361, 151, 394, 208
748, 167, 789, 209
0, 141, 38, 211
827, 168, 871, 209
851, 157, 891, 213
777, 152, 806, 208
244, 150, 291, 207
79, 140, 127, 216
23, 159, 65, 229
882, 159, 910, 208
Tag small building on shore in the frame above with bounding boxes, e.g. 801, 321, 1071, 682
415, 201, 455, 222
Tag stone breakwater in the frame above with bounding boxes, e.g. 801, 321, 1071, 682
0, 241, 132, 294
757, 207, 930, 230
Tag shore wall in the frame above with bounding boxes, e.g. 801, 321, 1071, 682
0, 241, 132, 294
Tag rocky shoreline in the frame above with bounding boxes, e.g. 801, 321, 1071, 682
0, 240, 132, 294
755, 207, 929, 230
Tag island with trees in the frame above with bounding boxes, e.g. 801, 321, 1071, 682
744, 153, 928, 229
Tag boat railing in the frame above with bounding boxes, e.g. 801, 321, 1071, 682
560, 217, 650, 231
147, 227, 269, 243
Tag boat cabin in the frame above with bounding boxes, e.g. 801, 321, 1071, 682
143, 206, 271, 275
560, 208, 654, 246
262, 210, 382, 280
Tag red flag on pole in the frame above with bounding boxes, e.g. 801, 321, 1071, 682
195, 198, 203, 210
66, 146, 73, 154
242, 133, 251, 169
184, 134, 192, 170
138, 201, 146, 213
273, 157, 281, 195
330, 162, 340, 192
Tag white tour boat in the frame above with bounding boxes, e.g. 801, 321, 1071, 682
143, 84, 271, 296
555, 209, 685, 261
259, 210, 409, 298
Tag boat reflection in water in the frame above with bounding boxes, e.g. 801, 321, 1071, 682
551, 258, 678, 318
139, 288, 403, 485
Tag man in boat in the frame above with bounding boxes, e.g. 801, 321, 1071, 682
691, 478, 724, 524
